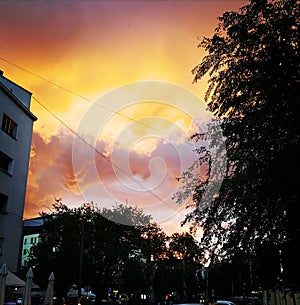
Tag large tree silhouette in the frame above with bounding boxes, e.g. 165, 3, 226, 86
175, 0, 299, 290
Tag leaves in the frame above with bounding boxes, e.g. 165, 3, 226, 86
27, 200, 163, 298
177, 0, 300, 288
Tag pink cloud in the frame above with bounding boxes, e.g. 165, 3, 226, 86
25, 128, 203, 231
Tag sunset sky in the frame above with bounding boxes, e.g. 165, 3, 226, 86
0, 0, 247, 234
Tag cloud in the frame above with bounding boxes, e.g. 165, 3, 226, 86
24, 127, 203, 232
24, 130, 82, 218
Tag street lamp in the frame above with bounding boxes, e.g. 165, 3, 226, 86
78, 219, 85, 305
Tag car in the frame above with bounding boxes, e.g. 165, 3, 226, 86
215, 300, 236, 305
67, 287, 96, 299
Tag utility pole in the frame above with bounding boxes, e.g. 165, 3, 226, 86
78, 219, 85, 305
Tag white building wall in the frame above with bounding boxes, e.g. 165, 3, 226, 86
0, 73, 31, 108
0, 71, 37, 272
21, 233, 40, 267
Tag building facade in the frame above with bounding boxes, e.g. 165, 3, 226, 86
21, 217, 44, 267
0, 70, 37, 272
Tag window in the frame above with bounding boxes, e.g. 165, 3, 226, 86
0, 193, 8, 214
0, 151, 14, 175
1, 114, 18, 138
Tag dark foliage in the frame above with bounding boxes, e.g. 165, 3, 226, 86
174, 0, 299, 291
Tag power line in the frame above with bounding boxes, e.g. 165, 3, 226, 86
1, 56, 207, 202
0, 56, 202, 144
0, 57, 90, 102
0, 57, 162, 132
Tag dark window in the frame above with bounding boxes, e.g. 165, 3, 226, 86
1, 113, 18, 138
0, 151, 14, 175
0, 193, 8, 214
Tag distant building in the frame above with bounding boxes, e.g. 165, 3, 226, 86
21, 217, 44, 267
0, 70, 37, 272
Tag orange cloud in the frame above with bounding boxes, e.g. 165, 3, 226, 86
25, 127, 204, 231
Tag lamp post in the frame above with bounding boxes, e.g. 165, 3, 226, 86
78, 219, 85, 305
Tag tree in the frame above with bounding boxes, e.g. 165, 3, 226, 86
174, 0, 299, 291
27, 200, 161, 300
27, 200, 82, 297
128, 223, 168, 304
168, 232, 202, 302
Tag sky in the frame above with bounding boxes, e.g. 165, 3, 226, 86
0, 0, 247, 235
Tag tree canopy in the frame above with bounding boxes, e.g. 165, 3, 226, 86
174, 0, 299, 290
27, 200, 155, 298
25, 200, 202, 302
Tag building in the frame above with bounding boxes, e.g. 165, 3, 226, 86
0, 70, 37, 272
21, 217, 44, 267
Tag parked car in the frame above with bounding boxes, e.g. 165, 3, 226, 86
67, 287, 96, 299
214, 300, 236, 305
